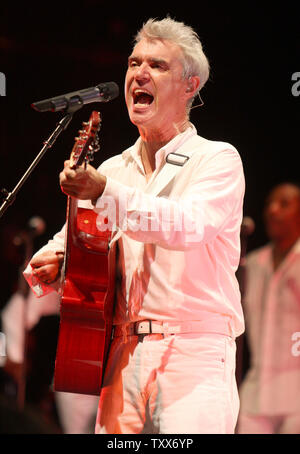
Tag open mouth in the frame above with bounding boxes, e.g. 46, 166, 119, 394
133, 89, 154, 106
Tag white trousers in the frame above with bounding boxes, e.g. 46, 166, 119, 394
95, 332, 239, 434
55, 392, 99, 434
237, 412, 300, 434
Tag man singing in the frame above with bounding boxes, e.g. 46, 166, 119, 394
25, 17, 245, 434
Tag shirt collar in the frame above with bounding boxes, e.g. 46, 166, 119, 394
129, 123, 197, 172
269, 238, 300, 256
290, 237, 300, 254
154, 123, 197, 168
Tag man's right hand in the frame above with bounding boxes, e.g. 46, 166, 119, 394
30, 251, 64, 284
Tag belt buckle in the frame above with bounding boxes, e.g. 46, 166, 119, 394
134, 320, 152, 335
149, 320, 153, 334
133, 322, 139, 336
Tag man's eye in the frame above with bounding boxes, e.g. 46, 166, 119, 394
152, 63, 164, 69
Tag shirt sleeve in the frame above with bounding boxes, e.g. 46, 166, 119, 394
93, 148, 245, 250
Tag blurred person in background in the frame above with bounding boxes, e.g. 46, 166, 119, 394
0, 221, 98, 434
1, 289, 98, 434
238, 182, 300, 434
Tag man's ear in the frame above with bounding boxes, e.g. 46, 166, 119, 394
186, 76, 201, 95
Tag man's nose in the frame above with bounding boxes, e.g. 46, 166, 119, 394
266, 201, 280, 216
134, 63, 150, 82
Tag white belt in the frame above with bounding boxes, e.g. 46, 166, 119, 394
112, 318, 234, 338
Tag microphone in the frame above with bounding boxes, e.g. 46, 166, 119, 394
239, 216, 255, 270
13, 216, 46, 246
27, 216, 46, 237
31, 81, 119, 112
237, 217, 255, 299
241, 216, 255, 237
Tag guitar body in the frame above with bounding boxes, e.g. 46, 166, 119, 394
54, 202, 116, 395
54, 111, 116, 395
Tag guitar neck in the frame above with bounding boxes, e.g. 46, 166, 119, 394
62, 195, 78, 280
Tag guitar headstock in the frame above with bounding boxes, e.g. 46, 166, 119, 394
70, 111, 101, 169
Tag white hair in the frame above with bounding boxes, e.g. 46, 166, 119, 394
134, 17, 210, 92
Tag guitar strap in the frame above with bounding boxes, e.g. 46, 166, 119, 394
110, 147, 197, 246
143, 142, 199, 197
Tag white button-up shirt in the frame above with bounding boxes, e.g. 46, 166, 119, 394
239, 239, 300, 414
24, 124, 245, 337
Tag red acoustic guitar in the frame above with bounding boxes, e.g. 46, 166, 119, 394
54, 111, 116, 395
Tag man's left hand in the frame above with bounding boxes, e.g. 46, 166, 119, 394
59, 160, 106, 201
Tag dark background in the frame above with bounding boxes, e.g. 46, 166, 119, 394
0, 1, 299, 411
1, 1, 299, 304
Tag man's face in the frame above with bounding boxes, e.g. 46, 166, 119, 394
263, 184, 300, 241
125, 38, 190, 133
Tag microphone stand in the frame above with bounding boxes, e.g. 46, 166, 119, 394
0, 104, 81, 409
0, 112, 74, 219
